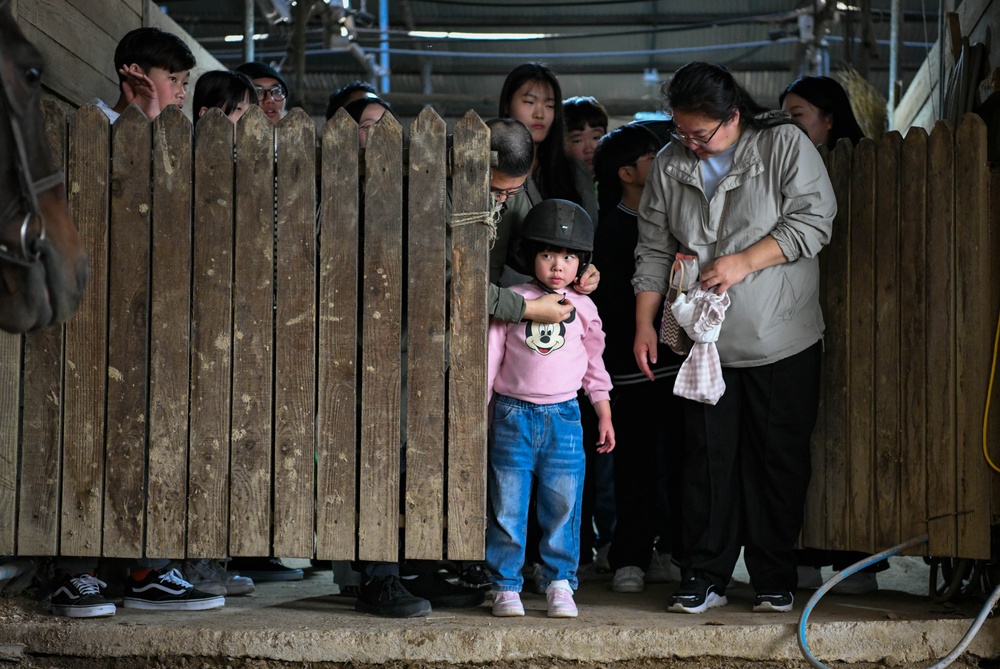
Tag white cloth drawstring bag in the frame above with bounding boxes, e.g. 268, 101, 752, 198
670, 287, 730, 404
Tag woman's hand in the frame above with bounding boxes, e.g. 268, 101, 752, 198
701, 236, 788, 294
574, 263, 600, 295
700, 253, 752, 294
633, 321, 659, 382
522, 292, 574, 324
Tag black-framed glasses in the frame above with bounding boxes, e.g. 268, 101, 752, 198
670, 117, 726, 147
490, 184, 525, 199
254, 85, 286, 102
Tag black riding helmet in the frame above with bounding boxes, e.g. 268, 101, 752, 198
512, 199, 594, 281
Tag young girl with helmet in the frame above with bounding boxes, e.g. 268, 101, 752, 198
486, 198, 615, 620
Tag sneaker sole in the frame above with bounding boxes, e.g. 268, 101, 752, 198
667, 593, 728, 614
492, 605, 525, 617
235, 571, 303, 582
752, 601, 793, 613
547, 607, 579, 618
354, 599, 431, 618
225, 583, 257, 596
51, 603, 116, 618
612, 582, 645, 593
122, 596, 225, 611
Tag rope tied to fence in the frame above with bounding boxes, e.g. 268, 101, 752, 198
449, 197, 503, 248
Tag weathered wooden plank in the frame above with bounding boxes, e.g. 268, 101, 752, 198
823, 141, 853, 551
16, 1, 120, 108
847, 138, 876, 553
873, 132, 901, 549
991, 170, 1000, 529
61, 104, 110, 557
403, 108, 448, 559
447, 111, 490, 560
925, 121, 957, 556
272, 110, 316, 557
104, 104, 151, 557
802, 145, 832, 550
0, 332, 20, 555
230, 105, 275, 557
188, 110, 235, 558
358, 112, 403, 562
954, 114, 991, 559
16, 101, 67, 556
316, 109, 359, 560
17, 320, 63, 555
898, 127, 929, 554
146, 106, 192, 558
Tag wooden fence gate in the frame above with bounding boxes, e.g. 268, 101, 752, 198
1, 102, 490, 562
804, 113, 998, 560
1, 107, 997, 562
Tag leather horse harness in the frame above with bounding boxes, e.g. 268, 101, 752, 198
0, 0, 65, 268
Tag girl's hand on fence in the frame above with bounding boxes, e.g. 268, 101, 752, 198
523, 292, 574, 324
574, 264, 600, 295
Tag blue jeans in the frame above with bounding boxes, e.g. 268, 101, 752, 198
486, 394, 585, 592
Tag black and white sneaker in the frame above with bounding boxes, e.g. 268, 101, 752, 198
667, 575, 728, 614
752, 591, 794, 612
123, 567, 225, 611
457, 563, 493, 590
354, 575, 431, 618
50, 573, 116, 618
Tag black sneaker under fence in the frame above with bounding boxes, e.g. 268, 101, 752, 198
122, 567, 225, 611
354, 574, 431, 618
50, 573, 116, 618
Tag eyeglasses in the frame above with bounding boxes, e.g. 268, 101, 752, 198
254, 86, 286, 102
489, 184, 525, 199
670, 117, 727, 147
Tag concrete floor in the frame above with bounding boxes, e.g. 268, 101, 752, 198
1, 557, 998, 666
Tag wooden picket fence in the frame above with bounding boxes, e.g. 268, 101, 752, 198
0, 102, 490, 562
0, 107, 997, 562
803, 113, 999, 560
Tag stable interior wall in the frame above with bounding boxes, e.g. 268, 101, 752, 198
12, 0, 223, 120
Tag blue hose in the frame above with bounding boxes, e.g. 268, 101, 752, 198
797, 535, 1000, 669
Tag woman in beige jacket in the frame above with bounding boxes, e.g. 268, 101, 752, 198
631, 62, 836, 615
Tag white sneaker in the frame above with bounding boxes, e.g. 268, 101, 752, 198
492, 590, 525, 617
183, 559, 255, 596
646, 552, 682, 583
546, 580, 578, 618
612, 566, 645, 593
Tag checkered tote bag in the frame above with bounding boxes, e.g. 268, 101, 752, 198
670, 288, 730, 405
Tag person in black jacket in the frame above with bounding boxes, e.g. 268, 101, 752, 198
591, 124, 686, 594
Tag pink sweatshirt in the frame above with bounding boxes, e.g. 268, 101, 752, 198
488, 282, 612, 406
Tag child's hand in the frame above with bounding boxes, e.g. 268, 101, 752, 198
595, 416, 615, 453
119, 65, 161, 119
